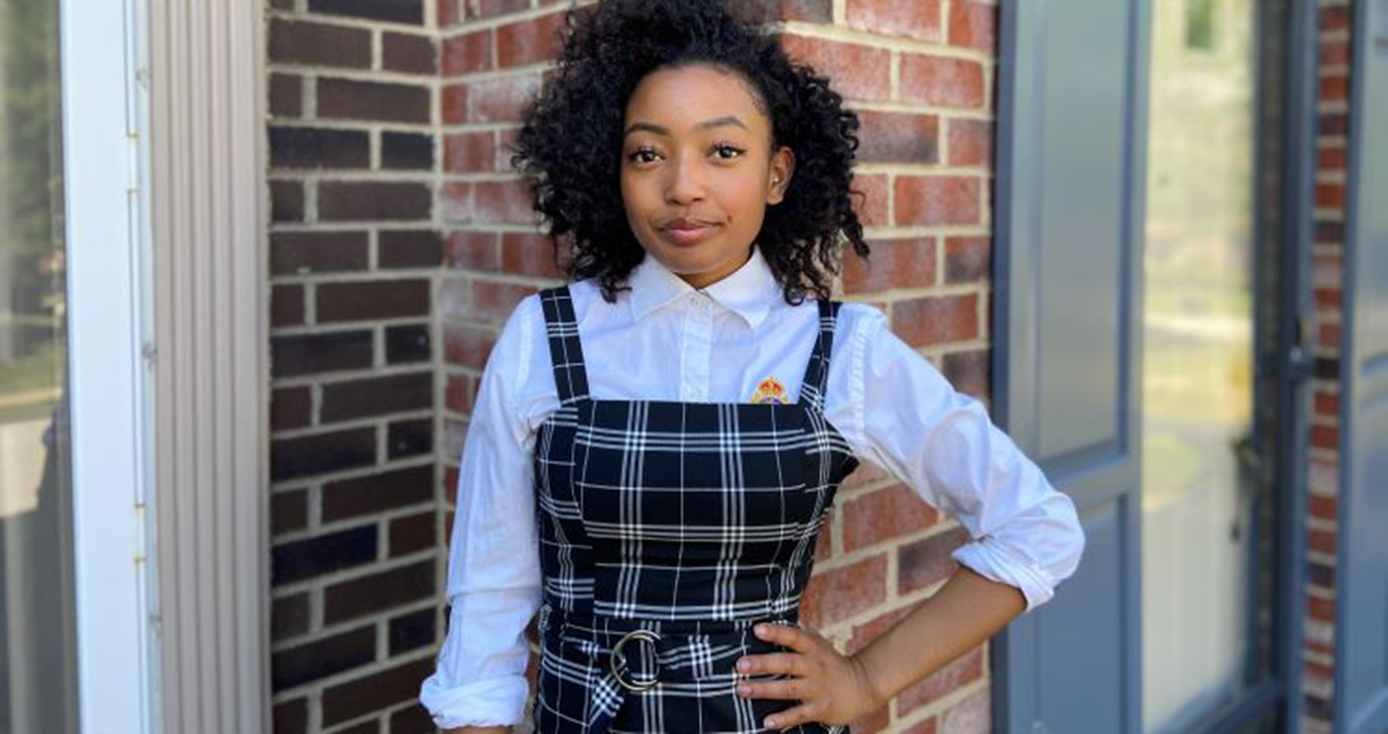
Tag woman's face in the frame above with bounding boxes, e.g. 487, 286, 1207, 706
620, 63, 794, 289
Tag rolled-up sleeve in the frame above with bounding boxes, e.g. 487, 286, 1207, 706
420, 296, 543, 728
848, 310, 1085, 613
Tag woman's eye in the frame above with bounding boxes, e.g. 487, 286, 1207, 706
628, 147, 660, 164
712, 144, 745, 160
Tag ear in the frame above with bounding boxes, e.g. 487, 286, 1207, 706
766, 146, 795, 205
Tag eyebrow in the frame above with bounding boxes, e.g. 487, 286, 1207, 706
623, 116, 749, 137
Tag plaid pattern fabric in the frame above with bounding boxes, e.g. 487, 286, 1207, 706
532, 286, 860, 734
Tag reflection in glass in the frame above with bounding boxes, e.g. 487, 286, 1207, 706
0, 0, 78, 731
1142, 0, 1259, 732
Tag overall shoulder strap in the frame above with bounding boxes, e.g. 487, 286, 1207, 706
538, 286, 590, 406
797, 298, 841, 411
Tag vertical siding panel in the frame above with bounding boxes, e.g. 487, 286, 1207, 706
148, 0, 270, 730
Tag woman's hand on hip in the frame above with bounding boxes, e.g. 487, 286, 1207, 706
734, 621, 885, 731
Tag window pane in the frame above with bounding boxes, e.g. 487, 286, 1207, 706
0, 0, 78, 730
1141, 0, 1262, 732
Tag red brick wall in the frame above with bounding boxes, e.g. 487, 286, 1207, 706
437, 2, 999, 733
265, 0, 444, 732
1300, 1, 1354, 733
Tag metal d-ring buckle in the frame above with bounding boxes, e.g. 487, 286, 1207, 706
610, 628, 661, 692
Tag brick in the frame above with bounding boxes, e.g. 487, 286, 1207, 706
799, 554, 887, 628
944, 235, 990, 283
442, 29, 493, 76
321, 657, 436, 727
332, 721, 380, 734
897, 644, 984, 715
324, 560, 436, 624
441, 83, 468, 125
1316, 183, 1344, 209
892, 293, 980, 348
271, 591, 310, 642
1310, 424, 1338, 451
1320, 39, 1349, 68
855, 110, 939, 164
447, 231, 502, 271
471, 279, 538, 323
1318, 146, 1346, 171
389, 703, 434, 734
497, 12, 565, 69
843, 238, 935, 295
895, 176, 981, 226
382, 32, 437, 75
445, 374, 476, 414
938, 684, 990, 734
381, 229, 444, 269
272, 386, 312, 431
271, 180, 305, 222
270, 126, 368, 170
1320, 6, 1350, 31
900, 55, 986, 109
388, 609, 436, 657
272, 624, 376, 691
846, 0, 943, 41
271, 524, 378, 585
898, 525, 969, 595
842, 483, 941, 553
319, 181, 432, 221
470, 0, 529, 19
381, 132, 434, 170
274, 698, 308, 734
268, 19, 371, 68
320, 372, 432, 422
948, 0, 996, 52
271, 331, 373, 378
850, 173, 889, 227
443, 322, 496, 370
270, 427, 377, 481
323, 465, 435, 522
1314, 389, 1339, 417
847, 605, 916, 655
308, 0, 423, 24
271, 231, 370, 275
317, 279, 431, 322
474, 179, 538, 224
467, 74, 542, 122
947, 119, 992, 167
440, 181, 474, 223
1319, 75, 1348, 103
444, 131, 496, 173
386, 324, 431, 364
943, 349, 990, 402
779, 35, 890, 102
389, 510, 437, 556
388, 418, 433, 459
438, 0, 460, 26
272, 284, 305, 328
270, 74, 302, 118
272, 489, 309, 536
317, 78, 429, 124
740, 0, 832, 22
502, 232, 566, 278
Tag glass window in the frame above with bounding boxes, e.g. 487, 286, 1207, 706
0, 0, 79, 730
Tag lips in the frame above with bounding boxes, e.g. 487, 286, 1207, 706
658, 217, 721, 247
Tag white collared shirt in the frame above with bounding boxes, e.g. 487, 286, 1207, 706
419, 245, 1085, 728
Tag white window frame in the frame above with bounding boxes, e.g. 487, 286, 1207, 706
59, 0, 156, 730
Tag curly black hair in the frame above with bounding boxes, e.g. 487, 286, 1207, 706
510, 0, 871, 305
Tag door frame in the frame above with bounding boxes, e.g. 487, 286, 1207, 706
59, 0, 156, 730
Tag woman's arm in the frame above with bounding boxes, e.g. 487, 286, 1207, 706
851, 566, 1025, 708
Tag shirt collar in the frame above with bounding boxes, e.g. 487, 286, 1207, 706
627, 244, 779, 329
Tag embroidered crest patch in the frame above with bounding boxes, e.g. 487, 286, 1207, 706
749, 376, 789, 405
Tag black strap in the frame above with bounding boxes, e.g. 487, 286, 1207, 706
538, 286, 590, 406
797, 299, 840, 411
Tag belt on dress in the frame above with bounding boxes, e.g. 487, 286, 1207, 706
537, 601, 801, 692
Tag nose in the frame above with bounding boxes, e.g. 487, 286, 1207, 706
664, 153, 706, 206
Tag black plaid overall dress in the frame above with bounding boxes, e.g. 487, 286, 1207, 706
531, 286, 861, 734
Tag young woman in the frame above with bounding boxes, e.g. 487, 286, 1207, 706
419, 1, 1086, 732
